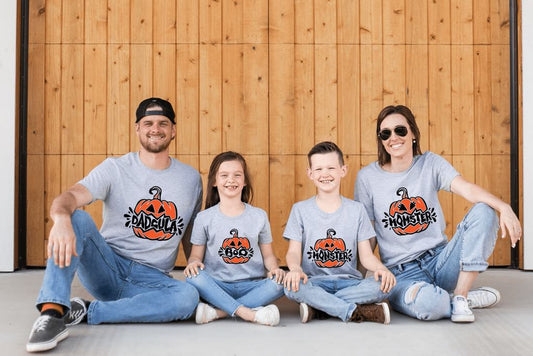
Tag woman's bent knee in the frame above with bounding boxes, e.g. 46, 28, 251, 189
401, 282, 450, 320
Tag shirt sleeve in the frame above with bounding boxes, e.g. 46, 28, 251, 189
355, 205, 376, 242
78, 158, 114, 202
190, 213, 208, 245
282, 204, 303, 242
429, 152, 460, 192
258, 209, 273, 244
354, 169, 375, 222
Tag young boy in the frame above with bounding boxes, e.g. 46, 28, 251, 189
283, 141, 396, 324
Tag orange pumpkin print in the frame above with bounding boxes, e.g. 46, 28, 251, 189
218, 229, 254, 264
125, 186, 180, 241
382, 187, 436, 236
307, 229, 352, 268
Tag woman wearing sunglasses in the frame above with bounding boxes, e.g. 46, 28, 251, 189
354, 105, 521, 323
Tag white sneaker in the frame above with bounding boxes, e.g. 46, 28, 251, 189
195, 303, 218, 324
253, 304, 280, 326
451, 295, 475, 323
467, 287, 501, 309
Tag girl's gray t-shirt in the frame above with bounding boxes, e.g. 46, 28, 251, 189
354, 151, 459, 268
283, 196, 375, 280
191, 203, 272, 282
79, 152, 203, 273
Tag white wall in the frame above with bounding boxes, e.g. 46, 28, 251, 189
0, 0, 17, 271
523, 2, 533, 270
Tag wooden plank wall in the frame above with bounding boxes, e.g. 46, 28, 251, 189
26, 0, 513, 267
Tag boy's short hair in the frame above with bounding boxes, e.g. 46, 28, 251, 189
307, 141, 344, 166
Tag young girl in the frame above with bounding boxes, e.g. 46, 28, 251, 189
184, 151, 285, 326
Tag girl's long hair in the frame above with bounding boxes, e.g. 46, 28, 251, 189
205, 151, 254, 209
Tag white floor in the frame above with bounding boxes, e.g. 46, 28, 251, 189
2, 269, 532, 356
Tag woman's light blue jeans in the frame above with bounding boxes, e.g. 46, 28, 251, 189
186, 269, 284, 316
388, 203, 499, 320
284, 276, 389, 322
36, 210, 199, 325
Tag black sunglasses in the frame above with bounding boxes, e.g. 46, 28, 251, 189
378, 125, 408, 141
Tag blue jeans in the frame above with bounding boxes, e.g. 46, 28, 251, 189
186, 270, 284, 316
284, 276, 388, 322
388, 203, 499, 320
36, 210, 199, 325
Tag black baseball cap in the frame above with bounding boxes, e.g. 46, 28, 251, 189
135, 97, 176, 124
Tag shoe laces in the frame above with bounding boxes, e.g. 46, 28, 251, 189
453, 296, 471, 313
66, 308, 85, 320
33, 316, 51, 332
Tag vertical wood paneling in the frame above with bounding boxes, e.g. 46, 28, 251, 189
61, 45, 84, 155
428, 0, 450, 44
338, 45, 360, 154
45, 45, 62, 154
314, 0, 337, 44
107, 44, 130, 155
25, 0, 517, 267
451, 45, 474, 155
269, 44, 295, 154
360, 0, 382, 44
314, 45, 337, 142
84, 45, 107, 154
199, 44, 222, 154
474, 45, 492, 154
176, 44, 199, 154
383, 0, 405, 44
428, 45, 452, 155
294, 45, 315, 154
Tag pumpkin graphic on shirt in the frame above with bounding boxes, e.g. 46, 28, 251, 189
381, 187, 437, 236
218, 229, 254, 264
307, 228, 352, 268
124, 186, 184, 241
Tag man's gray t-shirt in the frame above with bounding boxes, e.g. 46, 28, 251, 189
79, 152, 202, 273
354, 151, 459, 268
191, 203, 272, 282
283, 196, 375, 280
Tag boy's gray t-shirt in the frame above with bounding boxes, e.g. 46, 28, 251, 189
79, 152, 203, 273
191, 203, 272, 282
354, 151, 460, 268
283, 196, 375, 280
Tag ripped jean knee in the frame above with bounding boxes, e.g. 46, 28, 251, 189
396, 281, 451, 320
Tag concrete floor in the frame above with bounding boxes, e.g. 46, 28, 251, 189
2, 269, 532, 356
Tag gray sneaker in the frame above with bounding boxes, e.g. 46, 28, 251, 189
26, 315, 69, 352
64, 297, 89, 326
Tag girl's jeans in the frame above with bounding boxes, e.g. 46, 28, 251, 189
284, 276, 389, 322
36, 210, 199, 324
186, 269, 284, 316
388, 203, 499, 320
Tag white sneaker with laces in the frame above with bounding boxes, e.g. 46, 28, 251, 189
253, 304, 280, 326
451, 295, 475, 323
467, 286, 501, 309
195, 303, 218, 324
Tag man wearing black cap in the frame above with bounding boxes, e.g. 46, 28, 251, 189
27, 98, 203, 352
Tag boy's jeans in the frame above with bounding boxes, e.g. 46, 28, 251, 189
36, 210, 199, 325
186, 270, 284, 316
284, 276, 389, 321
388, 203, 499, 320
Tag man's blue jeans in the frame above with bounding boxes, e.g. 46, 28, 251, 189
36, 210, 199, 324
186, 270, 284, 316
388, 203, 499, 320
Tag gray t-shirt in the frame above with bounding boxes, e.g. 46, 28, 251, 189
283, 196, 375, 280
191, 203, 272, 282
79, 152, 202, 273
354, 151, 460, 268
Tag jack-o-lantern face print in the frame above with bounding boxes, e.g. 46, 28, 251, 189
124, 186, 184, 241
382, 187, 437, 236
307, 229, 352, 268
218, 229, 254, 264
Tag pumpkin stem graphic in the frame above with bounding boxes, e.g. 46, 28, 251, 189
326, 228, 336, 238
396, 187, 409, 199
230, 228, 239, 237
149, 186, 162, 200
